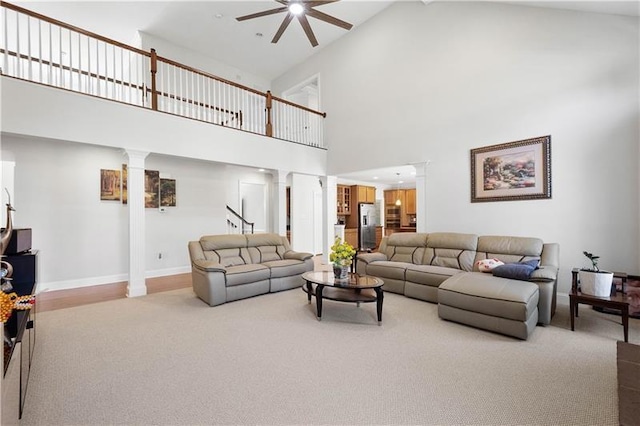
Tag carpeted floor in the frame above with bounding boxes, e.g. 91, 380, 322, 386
19, 287, 639, 425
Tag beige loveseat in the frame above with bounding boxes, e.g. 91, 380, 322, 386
188, 233, 313, 306
357, 232, 559, 339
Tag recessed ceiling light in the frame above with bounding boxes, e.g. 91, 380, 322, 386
373, 176, 378, 180
399, 180, 404, 184
289, 3, 304, 15
214, 13, 223, 19
258, 168, 265, 172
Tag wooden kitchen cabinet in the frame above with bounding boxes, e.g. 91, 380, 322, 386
344, 228, 358, 249
337, 185, 351, 215
352, 185, 376, 204
384, 190, 396, 205
405, 189, 416, 214
375, 226, 383, 249
385, 190, 405, 208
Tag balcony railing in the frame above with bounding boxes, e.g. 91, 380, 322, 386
0, 1, 326, 149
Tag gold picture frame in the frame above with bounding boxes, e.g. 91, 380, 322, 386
471, 135, 551, 203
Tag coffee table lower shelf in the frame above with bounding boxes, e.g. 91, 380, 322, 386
302, 282, 383, 325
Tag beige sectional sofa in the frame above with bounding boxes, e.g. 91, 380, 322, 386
357, 232, 559, 339
188, 233, 314, 306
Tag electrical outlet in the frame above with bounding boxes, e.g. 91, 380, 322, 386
158, 252, 162, 260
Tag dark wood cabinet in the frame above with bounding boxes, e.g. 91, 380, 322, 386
2, 250, 38, 420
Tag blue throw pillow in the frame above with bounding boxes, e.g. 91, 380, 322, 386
492, 260, 538, 281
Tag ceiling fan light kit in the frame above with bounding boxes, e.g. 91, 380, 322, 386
236, 0, 353, 47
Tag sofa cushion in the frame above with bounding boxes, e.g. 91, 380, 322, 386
476, 259, 504, 272
263, 259, 310, 278
474, 236, 543, 271
225, 264, 270, 287
200, 234, 247, 250
366, 261, 408, 281
252, 245, 283, 262
211, 248, 250, 267
405, 264, 462, 287
439, 272, 539, 322
388, 246, 423, 264
380, 233, 428, 264
492, 262, 536, 281
424, 232, 478, 271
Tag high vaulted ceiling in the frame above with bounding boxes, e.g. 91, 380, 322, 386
12, 0, 639, 186
14, 1, 639, 82
14, 0, 395, 80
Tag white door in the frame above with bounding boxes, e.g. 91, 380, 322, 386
239, 182, 267, 233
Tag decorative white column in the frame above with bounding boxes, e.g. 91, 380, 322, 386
271, 169, 288, 236
124, 149, 149, 297
321, 175, 337, 264
413, 162, 430, 233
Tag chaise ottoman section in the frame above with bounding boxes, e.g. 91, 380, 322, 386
438, 272, 539, 340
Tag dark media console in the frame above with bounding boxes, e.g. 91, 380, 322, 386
1, 228, 32, 255
2, 228, 37, 422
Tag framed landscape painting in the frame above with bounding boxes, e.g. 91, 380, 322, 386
100, 169, 121, 201
160, 178, 176, 207
471, 135, 551, 203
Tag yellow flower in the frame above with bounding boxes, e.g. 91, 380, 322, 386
329, 236, 356, 266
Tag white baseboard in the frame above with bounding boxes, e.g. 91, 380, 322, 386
36, 265, 191, 294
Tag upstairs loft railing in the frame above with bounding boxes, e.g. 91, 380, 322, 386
0, 1, 327, 149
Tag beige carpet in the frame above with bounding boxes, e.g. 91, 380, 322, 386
19, 287, 639, 425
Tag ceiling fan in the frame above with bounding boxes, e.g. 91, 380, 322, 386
236, 0, 353, 47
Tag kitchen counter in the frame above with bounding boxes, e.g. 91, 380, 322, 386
385, 227, 416, 236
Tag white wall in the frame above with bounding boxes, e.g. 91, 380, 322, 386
0, 135, 279, 290
1, 77, 327, 178
138, 32, 270, 93
291, 173, 322, 254
273, 1, 640, 290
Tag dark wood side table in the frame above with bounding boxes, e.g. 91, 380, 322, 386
570, 268, 630, 342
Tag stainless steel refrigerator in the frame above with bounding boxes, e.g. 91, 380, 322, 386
358, 203, 377, 251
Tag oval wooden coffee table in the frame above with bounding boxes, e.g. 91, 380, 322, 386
301, 271, 384, 325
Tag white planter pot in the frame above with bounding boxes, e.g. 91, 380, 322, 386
579, 270, 614, 297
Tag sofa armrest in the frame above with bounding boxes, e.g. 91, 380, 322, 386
284, 250, 313, 261
357, 252, 387, 264
192, 259, 227, 273
530, 266, 558, 283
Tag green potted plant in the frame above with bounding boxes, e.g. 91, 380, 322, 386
329, 236, 356, 280
579, 251, 614, 297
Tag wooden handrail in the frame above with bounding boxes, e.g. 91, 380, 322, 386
226, 206, 254, 234
157, 55, 266, 98
0, 1, 150, 57
271, 95, 327, 117
158, 55, 326, 117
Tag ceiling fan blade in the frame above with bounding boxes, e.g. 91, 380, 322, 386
297, 14, 318, 47
272, 13, 295, 44
304, 1, 340, 6
306, 8, 353, 30
236, 6, 288, 22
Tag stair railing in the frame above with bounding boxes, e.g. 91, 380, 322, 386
226, 206, 254, 234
